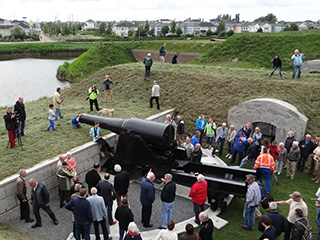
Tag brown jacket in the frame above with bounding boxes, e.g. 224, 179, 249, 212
16, 176, 27, 200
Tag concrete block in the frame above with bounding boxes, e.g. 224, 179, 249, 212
8, 206, 20, 221
0, 211, 11, 222
301, 60, 320, 73
37, 165, 54, 182
76, 162, 85, 175
0, 186, 6, 198
46, 175, 58, 189
4, 181, 17, 196
0, 194, 18, 214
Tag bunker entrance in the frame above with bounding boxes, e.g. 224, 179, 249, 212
252, 122, 276, 143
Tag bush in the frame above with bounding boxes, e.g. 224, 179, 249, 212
218, 31, 227, 38
227, 30, 234, 37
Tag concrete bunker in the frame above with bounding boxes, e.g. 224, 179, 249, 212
228, 98, 308, 143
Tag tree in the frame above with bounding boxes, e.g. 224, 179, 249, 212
170, 20, 176, 33
176, 27, 183, 37
206, 29, 213, 36
98, 22, 107, 35
56, 25, 61, 35
128, 30, 134, 37
216, 20, 226, 35
290, 23, 299, 31
227, 29, 234, 37
257, 27, 263, 33
254, 13, 277, 23
161, 25, 170, 36
235, 14, 240, 23
11, 26, 26, 40
136, 26, 147, 37
62, 23, 71, 36
148, 27, 155, 37
144, 20, 150, 32
106, 22, 113, 35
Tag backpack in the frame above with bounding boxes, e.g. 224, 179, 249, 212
297, 219, 313, 240
261, 194, 274, 209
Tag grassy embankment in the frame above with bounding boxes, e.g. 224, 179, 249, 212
192, 29, 320, 71
0, 222, 41, 240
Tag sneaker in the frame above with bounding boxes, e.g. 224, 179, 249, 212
25, 218, 34, 223
111, 221, 117, 226
215, 149, 219, 153
228, 156, 232, 159
31, 224, 42, 228
100, 151, 105, 157
278, 172, 280, 175
53, 220, 58, 225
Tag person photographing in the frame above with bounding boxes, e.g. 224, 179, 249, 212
4, 107, 19, 148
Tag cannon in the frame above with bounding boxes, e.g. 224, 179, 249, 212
79, 114, 255, 212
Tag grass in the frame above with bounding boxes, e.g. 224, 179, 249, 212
0, 222, 41, 240
192, 29, 320, 71
2, 60, 320, 239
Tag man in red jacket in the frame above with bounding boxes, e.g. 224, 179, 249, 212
189, 174, 208, 224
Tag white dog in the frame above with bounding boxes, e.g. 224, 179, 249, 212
97, 108, 116, 117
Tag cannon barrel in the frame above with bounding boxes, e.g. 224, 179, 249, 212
79, 114, 175, 149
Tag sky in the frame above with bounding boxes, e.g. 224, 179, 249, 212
1, 0, 319, 23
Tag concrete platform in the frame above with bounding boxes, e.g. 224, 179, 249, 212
10, 149, 232, 240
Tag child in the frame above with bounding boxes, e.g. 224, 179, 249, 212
47, 104, 56, 131
275, 142, 287, 175
269, 54, 282, 78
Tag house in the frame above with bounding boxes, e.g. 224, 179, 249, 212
240, 23, 249, 33
113, 22, 138, 37
198, 22, 217, 34
179, 19, 201, 35
158, 19, 172, 24
261, 23, 272, 32
151, 22, 171, 36
83, 19, 97, 30
227, 23, 242, 33
272, 23, 286, 33
248, 23, 261, 32
0, 24, 26, 37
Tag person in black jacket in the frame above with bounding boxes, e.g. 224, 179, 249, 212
239, 138, 260, 168
258, 215, 276, 240
199, 212, 214, 240
298, 134, 314, 172
14, 97, 26, 137
3, 107, 18, 148
28, 179, 58, 228
96, 173, 117, 226
258, 202, 287, 239
160, 173, 176, 229
114, 164, 130, 206
191, 144, 202, 163
270, 54, 283, 78
115, 197, 134, 240
85, 163, 101, 195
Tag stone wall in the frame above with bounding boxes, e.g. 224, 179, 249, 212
0, 109, 174, 223
228, 98, 308, 143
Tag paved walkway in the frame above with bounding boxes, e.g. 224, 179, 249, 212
9, 149, 231, 240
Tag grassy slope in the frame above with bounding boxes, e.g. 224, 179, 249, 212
0, 223, 41, 240
192, 30, 320, 71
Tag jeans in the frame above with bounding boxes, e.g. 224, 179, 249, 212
275, 160, 284, 174
193, 202, 205, 224
206, 136, 213, 145
161, 201, 174, 228
243, 203, 256, 229
47, 119, 55, 131
119, 228, 125, 240
72, 122, 82, 130
297, 156, 308, 172
239, 156, 255, 168
144, 66, 151, 78
228, 142, 234, 154
284, 220, 294, 240
75, 221, 91, 240
150, 96, 160, 110
212, 137, 225, 156
259, 168, 271, 193
55, 108, 62, 120
18, 120, 25, 136
292, 65, 301, 79
96, 138, 112, 153
107, 201, 114, 225
93, 218, 109, 240
270, 66, 282, 77
231, 149, 243, 165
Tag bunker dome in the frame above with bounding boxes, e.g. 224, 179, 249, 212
228, 98, 308, 143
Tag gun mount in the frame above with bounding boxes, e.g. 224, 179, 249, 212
80, 114, 255, 212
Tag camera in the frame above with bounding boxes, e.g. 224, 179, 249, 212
11, 111, 20, 118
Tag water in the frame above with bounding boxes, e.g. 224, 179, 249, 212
0, 58, 74, 108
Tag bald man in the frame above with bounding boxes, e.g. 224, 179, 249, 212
29, 179, 58, 228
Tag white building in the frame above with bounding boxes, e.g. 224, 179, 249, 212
113, 22, 138, 37
83, 19, 97, 30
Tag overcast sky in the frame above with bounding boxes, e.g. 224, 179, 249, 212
1, 0, 319, 23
